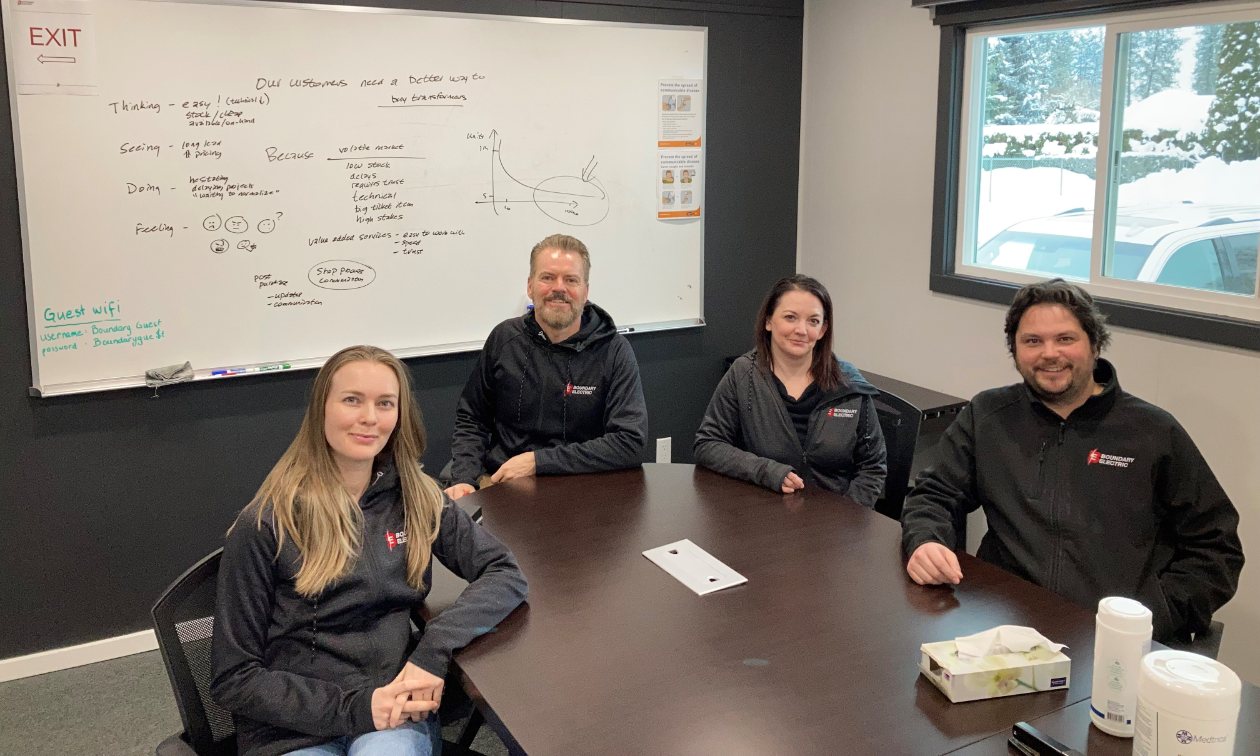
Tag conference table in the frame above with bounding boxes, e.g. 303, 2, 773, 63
434, 464, 1257, 756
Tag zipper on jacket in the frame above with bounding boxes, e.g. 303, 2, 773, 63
1048, 421, 1067, 592
1036, 439, 1048, 499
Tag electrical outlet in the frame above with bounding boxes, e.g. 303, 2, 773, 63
656, 437, 672, 464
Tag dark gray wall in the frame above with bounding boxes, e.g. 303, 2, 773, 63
0, 0, 802, 659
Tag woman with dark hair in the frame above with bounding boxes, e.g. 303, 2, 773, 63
694, 275, 887, 505
211, 345, 528, 756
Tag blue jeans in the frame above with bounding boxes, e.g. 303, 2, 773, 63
283, 716, 442, 756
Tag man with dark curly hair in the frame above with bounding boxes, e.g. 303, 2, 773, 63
900, 278, 1243, 644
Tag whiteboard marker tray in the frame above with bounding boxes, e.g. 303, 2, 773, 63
643, 539, 747, 595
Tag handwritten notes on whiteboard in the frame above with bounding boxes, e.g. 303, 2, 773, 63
6, 1, 706, 394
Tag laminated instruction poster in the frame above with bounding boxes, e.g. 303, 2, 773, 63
658, 150, 701, 218
658, 79, 701, 147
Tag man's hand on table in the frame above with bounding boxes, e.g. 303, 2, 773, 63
490, 452, 536, 483
906, 542, 964, 586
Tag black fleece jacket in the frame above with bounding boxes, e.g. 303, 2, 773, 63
901, 359, 1243, 643
694, 351, 888, 506
210, 465, 528, 756
446, 302, 648, 487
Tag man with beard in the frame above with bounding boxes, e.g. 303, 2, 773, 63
442, 234, 648, 498
900, 279, 1242, 644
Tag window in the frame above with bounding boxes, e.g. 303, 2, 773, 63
938, 2, 1260, 348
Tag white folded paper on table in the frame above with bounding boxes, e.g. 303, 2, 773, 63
643, 539, 747, 596
954, 625, 1067, 659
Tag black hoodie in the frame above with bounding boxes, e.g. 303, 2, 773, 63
901, 359, 1243, 643
693, 351, 887, 505
210, 464, 528, 756
446, 301, 648, 487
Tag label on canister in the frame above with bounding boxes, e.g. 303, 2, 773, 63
1134, 695, 1235, 755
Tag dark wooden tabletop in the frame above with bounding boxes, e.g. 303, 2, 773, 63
862, 369, 969, 418
947, 683, 1260, 755
448, 464, 1104, 756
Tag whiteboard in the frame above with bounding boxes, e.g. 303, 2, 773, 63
5, 0, 706, 396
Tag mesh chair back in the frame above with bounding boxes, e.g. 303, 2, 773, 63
151, 549, 237, 756
873, 389, 922, 521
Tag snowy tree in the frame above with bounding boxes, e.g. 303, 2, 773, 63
1126, 28, 1184, 104
986, 36, 1048, 125
1194, 24, 1225, 96
1202, 21, 1260, 163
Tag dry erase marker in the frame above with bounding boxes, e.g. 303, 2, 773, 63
212, 368, 246, 377
258, 363, 291, 371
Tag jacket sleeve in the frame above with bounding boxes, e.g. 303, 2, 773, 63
210, 511, 375, 737
532, 338, 648, 475
1155, 424, 1245, 640
900, 402, 979, 555
846, 395, 888, 509
693, 365, 795, 492
409, 499, 529, 679
447, 346, 498, 488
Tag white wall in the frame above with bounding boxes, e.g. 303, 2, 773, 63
798, 0, 1260, 683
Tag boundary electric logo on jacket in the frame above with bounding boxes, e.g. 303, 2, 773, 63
565, 382, 597, 396
1087, 449, 1135, 468
827, 407, 857, 418
385, 530, 408, 550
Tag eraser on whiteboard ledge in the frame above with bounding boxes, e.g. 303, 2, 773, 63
145, 362, 194, 393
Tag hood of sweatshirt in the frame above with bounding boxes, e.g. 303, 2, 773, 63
523, 301, 619, 353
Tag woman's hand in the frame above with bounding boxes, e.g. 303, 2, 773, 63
781, 472, 805, 494
444, 483, 476, 500
371, 678, 439, 730
389, 662, 445, 725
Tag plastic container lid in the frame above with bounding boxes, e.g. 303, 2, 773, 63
1137, 650, 1242, 721
1097, 596, 1152, 634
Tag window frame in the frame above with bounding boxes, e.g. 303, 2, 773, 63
929, 0, 1260, 351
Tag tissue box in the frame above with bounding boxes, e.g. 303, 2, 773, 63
919, 641, 1071, 703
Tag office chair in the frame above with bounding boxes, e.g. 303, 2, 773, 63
873, 388, 967, 549
873, 389, 921, 522
151, 549, 235, 756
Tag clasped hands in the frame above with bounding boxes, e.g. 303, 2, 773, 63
370, 662, 444, 731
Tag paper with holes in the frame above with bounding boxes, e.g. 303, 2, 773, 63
643, 539, 747, 595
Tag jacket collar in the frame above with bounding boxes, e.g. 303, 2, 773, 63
1023, 357, 1120, 422
359, 459, 399, 509
744, 349, 880, 402
523, 301, 618, 353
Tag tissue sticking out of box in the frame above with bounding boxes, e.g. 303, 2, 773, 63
919, 625, 1072, 703
954, 625, 1067, 659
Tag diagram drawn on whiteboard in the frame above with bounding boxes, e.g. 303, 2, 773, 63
476, 130, 609, 226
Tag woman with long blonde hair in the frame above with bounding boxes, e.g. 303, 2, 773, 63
211, 345, 528, 756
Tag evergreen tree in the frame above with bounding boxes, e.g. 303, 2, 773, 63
1194, 24, 1225, 96
1125, 28, 1184, 104
1203, 22, 1260, 163
991, 34, 1050, 123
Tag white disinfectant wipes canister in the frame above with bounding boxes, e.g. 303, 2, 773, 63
1133, 650, 1241, 756
1091, 597, 1152, 736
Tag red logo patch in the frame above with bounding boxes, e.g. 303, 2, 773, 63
564, 382, 573, 396
385, 530, 408, 550
1087, 449, 1101, 465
